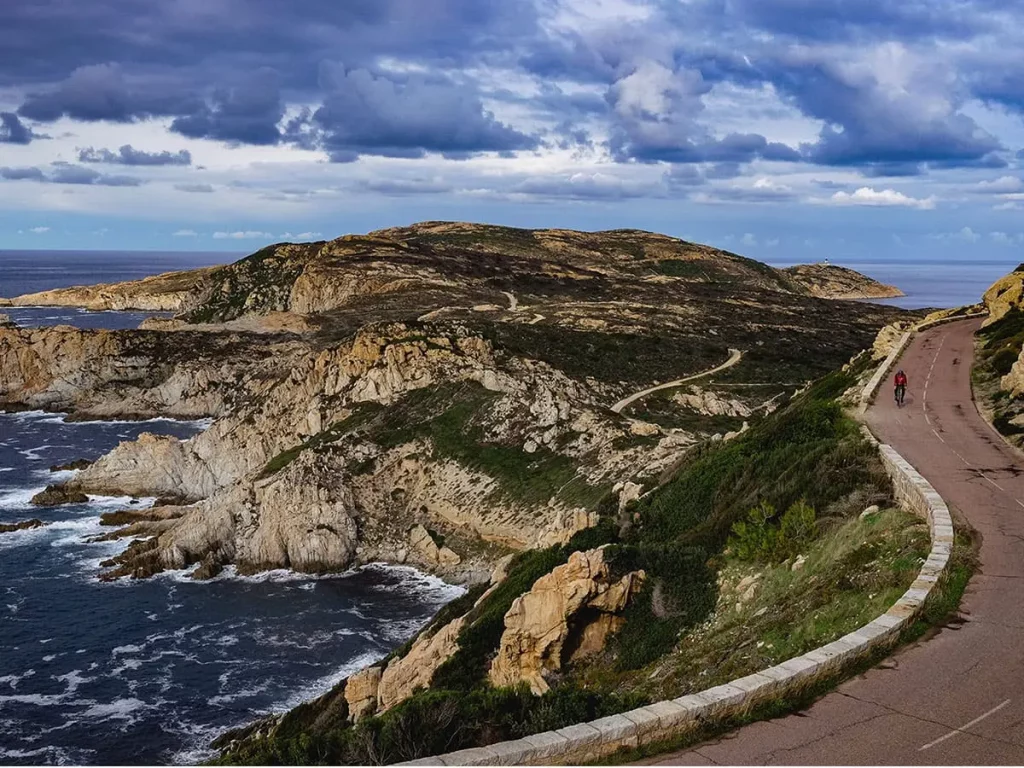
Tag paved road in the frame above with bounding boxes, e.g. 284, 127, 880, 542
647, 319, 1024, 765
612, 349, 744, 414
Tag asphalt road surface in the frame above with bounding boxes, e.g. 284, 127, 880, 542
645, 318, 1024, 765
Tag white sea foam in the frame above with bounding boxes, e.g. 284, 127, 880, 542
112, 644, 143, 656
354, 562, 466, 603
0, 670, 36, 690
0, 487, 43, 509
80, 697, 149, 721
19, 445, 51, 461
208, 680, 271, 707
3, 410, 50, 421
275, 649, 385, 712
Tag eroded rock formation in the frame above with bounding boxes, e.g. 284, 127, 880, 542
489, 547, 645, 694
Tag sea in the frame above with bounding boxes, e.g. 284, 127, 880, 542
761, 255, 1023, 310
0, 251, 464, 766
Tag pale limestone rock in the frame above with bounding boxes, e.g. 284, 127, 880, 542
378, 617, 465, 711
871, 322, 909, 361
617, 482, 643, 513
438, 546, 462, 566
490, 554, 516, 585
983, 270, 1024, 327
488, 548, 645, 695
628, 420, 660, 437
672, 387, 752, 418
409, 524, 439, 559
1001, 352, 1024, 398
344, 666, 382, 723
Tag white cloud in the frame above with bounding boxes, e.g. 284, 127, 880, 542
213, 230, 274, 239
824, 187, 937, 210
975, 176, 1024, 194
18, 226, 50, 234
930, 226, 984, 242
995, 201, 1024, 211
740, 233, 757, 246
280, 231, 323, 240
990, 231, 1024, 245
173, 229, 198, 237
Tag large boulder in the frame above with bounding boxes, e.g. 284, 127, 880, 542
489, 547, 645, 695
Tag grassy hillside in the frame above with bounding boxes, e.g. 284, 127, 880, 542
215, 356, 930, 766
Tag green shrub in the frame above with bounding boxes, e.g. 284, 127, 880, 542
991, 346, 1020, 376
728, 500, 817, 563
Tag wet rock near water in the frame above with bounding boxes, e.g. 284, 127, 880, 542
30, 485, 89, 507
49, 458, 94, 472
0, 519, 45, 534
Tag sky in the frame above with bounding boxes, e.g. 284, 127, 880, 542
1, 0, 1024, 261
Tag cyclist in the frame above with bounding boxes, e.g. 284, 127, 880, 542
894, 369, 908, 406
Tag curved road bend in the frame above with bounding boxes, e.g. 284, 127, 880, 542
646, 318, 1024, 765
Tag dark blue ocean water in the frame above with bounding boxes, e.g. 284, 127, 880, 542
763, 256, 1020, 310
0, 252, 462, 765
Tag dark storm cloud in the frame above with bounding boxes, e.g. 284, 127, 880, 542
170, 71, 285, 146
18, 64, 202, 122
0, 162, 144, 187
0, 112, 35, 144
78, 145, 192, 166
311, 65, 539, 160
50, 163, 144, 186
0, 166, 46, 181
708, 0, 995, 42
1, 0, 1022, 173
174, 183, 215, 193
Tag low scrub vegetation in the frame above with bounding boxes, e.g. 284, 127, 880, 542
219, 360, 934, 766
973, 309, 1024, 441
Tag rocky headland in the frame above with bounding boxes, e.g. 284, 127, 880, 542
783, 262, 905, 300
0, 222, 919, 762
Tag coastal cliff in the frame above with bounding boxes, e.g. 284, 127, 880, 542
0, 221, 928, 765
1, 223, 906, 586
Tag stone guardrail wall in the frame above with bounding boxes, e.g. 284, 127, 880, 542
401, 396, 957, 764
857, 311, 987, 413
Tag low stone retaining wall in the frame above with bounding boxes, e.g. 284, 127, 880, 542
399, 435, 954, 766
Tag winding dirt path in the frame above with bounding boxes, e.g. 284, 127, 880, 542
646, 318, 1024, 765
611, 348, 743, 414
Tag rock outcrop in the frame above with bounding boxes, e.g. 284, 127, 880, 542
0, 519, 45, 533
30, 485, 88, 506
489, 547, 645, 694
784, 263, 904, 300
378, 616, 466, 710
0, 223, 906, 586
672, 387, 752, 418
344, 666, 383, 723
984, 268, 1024, 327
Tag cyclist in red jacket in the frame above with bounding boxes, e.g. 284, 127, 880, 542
894, 369, 908, 406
